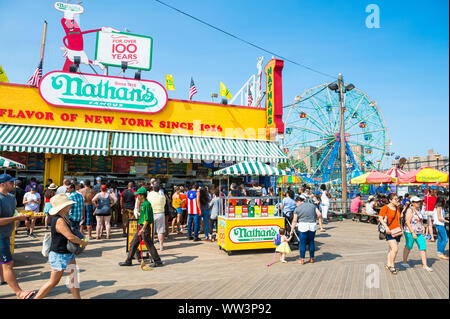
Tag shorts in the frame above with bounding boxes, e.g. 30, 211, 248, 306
43, 202, 52, 215
0, 237, 13, 265
83, 205, 94, 226
176, 207, 183, 214
386, 233, 402, 242
121, 208, 135, 226
48, 251, 75, 271
404, 232, 427, 251
153, 213, 165, 234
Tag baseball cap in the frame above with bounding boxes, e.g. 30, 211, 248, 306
0, 174, 17, 184
134, 187, 148, 195
410, 196, 422, 202
315, 191, 321, 196
96, 177, 102, 181
31, 184, 38, 191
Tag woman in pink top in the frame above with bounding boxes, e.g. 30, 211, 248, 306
350, 193, 363, 221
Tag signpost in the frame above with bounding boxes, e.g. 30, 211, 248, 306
95, 31, 153, 71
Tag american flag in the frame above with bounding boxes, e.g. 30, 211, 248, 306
27, 61, 43, 87
189, 77, 197, 100
247, 86, 253, 106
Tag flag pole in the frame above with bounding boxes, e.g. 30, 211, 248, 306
39, 21, 48, 66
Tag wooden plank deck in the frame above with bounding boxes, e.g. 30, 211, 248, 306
1, 219, 448, 299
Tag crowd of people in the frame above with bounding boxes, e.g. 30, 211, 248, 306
1, 172, 449, 298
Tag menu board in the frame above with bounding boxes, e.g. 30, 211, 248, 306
65, 155, 90, 172
28, 153, 45, 171
134, 158, 148, 175
167, 161, 187, 175
2, 152, 27, 166
148, 158, 167, 175
91, 156, 112, 173
113, 156, 135, 173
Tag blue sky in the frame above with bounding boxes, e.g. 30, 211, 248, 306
0, 0, 448, 162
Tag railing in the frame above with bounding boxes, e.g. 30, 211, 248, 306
328, 199, 353, 218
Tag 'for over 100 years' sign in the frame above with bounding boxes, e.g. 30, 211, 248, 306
39, 71, 168, 114
95, 31, 153, 71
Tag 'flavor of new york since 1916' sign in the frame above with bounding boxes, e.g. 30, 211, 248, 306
39, 71, 168, 114
95, 31, 153, 71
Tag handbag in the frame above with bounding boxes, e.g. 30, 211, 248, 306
67, 223, 86, 255
41, 233, 51, 257
378, 207, 398, 240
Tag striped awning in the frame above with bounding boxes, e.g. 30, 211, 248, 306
0, 156, 26, 169
0, 125, 110, 156
214, 160, 288, 176
110, 132, 288, 163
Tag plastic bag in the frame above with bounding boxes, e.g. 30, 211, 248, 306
42, 233, 51, 257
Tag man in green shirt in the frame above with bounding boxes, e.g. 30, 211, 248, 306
119, 187, 163, 268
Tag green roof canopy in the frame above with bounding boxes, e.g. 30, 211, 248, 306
214, 160, 288, 176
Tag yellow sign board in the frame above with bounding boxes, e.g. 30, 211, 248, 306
126, 219, 153, 252
0, 83, 269, 140
217, 216, 284, 252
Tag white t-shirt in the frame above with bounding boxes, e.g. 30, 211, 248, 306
24, 192, 41, 212
433, 208, 445, 226
321, 191, 330, 206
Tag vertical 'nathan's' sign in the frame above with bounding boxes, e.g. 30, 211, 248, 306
264, 59, 284, 136
39, 71, 168, 114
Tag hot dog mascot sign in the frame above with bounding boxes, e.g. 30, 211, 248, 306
54, 1, 117, 72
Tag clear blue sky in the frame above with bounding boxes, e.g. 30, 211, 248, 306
0, 0, 448, 161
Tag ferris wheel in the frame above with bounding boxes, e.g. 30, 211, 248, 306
282, 83, 389, 183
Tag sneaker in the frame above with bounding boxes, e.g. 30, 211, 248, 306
188, 236, 194, 240
193, 237, 201, 242
401, 263, 411, 268
119, 260, 133, 267
423, 266, 433, 272
122, 233, 128, 238
149, 261, 163, 268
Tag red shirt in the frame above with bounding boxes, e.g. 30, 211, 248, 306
424, 195, 437, 212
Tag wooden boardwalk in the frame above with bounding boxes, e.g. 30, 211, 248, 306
1, 220, 448, 299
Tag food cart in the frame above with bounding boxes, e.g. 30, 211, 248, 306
214, 160, 287, 255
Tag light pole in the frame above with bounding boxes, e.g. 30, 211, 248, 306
435, 154, 440, 170
328, 74, 355, 214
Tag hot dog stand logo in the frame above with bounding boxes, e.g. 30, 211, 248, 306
39, 72, 168, 114
229, 225, 280, 244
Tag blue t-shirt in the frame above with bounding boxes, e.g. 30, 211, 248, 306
0, 193, 16, 239
282, 197, 296, 214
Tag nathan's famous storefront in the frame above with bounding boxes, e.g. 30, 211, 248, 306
0, 65, 287, 191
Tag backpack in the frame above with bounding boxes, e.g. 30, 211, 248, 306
273, 234, 281, 246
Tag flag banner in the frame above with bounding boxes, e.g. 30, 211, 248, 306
247, 85, 253, 106
165, 74, 175, 91
27, 61, 43, 87
189, 77, 197, 100
0, 65, 9, 83
220, 82, 232, 99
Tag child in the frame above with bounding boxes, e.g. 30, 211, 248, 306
275, 228, 291, 263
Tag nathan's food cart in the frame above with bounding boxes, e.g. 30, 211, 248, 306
214, 160, 287, 255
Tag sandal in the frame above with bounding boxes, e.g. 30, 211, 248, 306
299, 259, 305, 265
309, 258, 315, 263
20, 291, 36, 299
437, 254, 449, 260
423, 266, 433, 272
385, 265, 398, 275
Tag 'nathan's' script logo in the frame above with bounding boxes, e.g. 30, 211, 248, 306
39, 71, 168, 114
229, 225, 280, 244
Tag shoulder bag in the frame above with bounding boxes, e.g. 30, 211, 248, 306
378, 207, 398, 240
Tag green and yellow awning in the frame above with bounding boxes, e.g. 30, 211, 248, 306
0, 125, 110, 156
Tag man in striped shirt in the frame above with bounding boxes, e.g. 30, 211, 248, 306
187, 184, 201, 241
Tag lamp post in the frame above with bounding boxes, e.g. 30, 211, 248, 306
414, 156, 419, 169
328, 74, 355, 215
435, 154, 441, 170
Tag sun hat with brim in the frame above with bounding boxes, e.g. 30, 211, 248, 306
49, 194, 76, 216
48, 183, 58, 190
410, 196, 422, 202
135, 187, 148, 195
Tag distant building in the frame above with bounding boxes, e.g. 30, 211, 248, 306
391, 149, 449, 172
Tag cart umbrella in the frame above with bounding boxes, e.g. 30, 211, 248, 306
384, 168, 407, 178
213, 160, 288, 176
277, 175, 304, 184
350, 170, 396, 184
397, 167, 449, 184
0, 156, 26, 169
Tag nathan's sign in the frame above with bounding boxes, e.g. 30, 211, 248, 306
95, 31, 153, 71
264, 59, 284, 136
54, 1, 84, 16
39, 72, 168, 114
229, 225, 280, 244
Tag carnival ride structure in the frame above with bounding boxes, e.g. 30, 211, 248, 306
282, 83, 389, 183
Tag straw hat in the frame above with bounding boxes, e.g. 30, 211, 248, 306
48, 183, 58, 190
49, 194, 76, 216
